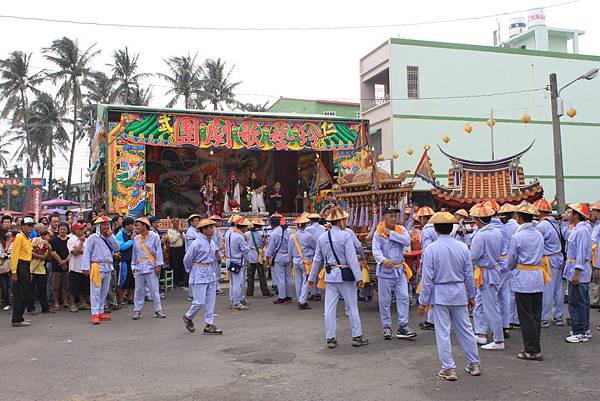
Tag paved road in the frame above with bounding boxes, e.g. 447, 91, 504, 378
1, 287, 598, 401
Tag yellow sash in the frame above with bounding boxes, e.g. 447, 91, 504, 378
138, 235, 157, 264
192, 263, 212, 268
376, 222, 405, 238
516, 263, 551, 285
473, 267, 483, 288
291, 233, 312, 275
592, 243, 598, 267
90, 262, 101, 287
316, 264, 347, 289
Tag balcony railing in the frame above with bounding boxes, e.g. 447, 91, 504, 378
361, 94, 390, 112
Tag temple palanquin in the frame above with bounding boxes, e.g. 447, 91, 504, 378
431, 141, 543, 209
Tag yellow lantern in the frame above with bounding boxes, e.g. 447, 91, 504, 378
10, 189, 19, 197
442, 134, 450, 143
377, 154, 385, 161
392, 152, 399, 159
486, 118, 496, 127
520, 113, 531, 123
464, 123, 473, 134
406, 147, 414, 156
424, 144, 431, 151
566, 107, 577, 118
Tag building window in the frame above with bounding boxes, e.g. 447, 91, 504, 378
356, 111, 361, 118
323, 111, 336, 116
407, 66, 419, 99
371, 129, 382, 157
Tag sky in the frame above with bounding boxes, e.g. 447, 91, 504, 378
0, 0, 597, 182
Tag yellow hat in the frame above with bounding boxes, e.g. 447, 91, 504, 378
187, 213, 202, 222
533, 198, 552, 213
325, 206, 350, 222
415, 206, 435, 217
454, 209, 469, 218
590, 201, 600, 211
483, 199, 500, 213
227, 214, 242, 224
294, 214, 310, 225
94, 215, 111, 224
307, 213, 321, 220
234, 217, 251, 226
209, 214, 223, 221
499, 203, 517, 214
135, 216, 152, 228
568, 203, 591, 219
198, 218, 216, 229
515, 202, 539, 216
251, 218, 265, 226
429, 211, 458, 224
469, 203, 495, 218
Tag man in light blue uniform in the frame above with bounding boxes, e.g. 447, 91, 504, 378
305, 214, 326, 301
209, 215, 224, 294
185, 214, 202, 250
419, 212, 480, 381
265, 214, 293, 304
563, 203, 593, 343
507, 203, 545, 360
227, 217, 251, 310
499, 203, 520, 331
470, 204, 504, 350
183, 218, 223, 335
534, 199, 565, 327
81, 216, 120, 325
416, 206, 437, 331
372, 206, 416, 340
485, 201, 511, 338
289, 214, 315, 310
308, 207, 368, 348
131, 217, 165, 320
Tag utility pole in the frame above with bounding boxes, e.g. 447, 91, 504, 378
549, 73, 566, 215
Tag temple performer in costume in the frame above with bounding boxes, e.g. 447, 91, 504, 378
268, 181, 284, 214
200, 175, 218, 216
223, 173, 241, 213
249, 172, 267, 213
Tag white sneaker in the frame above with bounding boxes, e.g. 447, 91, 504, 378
234, 304, 247, 311
584, 330, 592, 339
476, 336, 488, 345
541, 321, 550, 328
481, 342, 505, 350
565, 334, 588, 343
554, 319, 564, 326
3, 305, 11, 311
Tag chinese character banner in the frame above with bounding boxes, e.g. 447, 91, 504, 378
115, 112, 366, 152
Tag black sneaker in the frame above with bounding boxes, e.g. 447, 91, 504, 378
510, 323, 521, 329
383, 327, 393, 340
273, 298, 286, 304
352, 336, 369, 347
326, 338, 338, 348
298, 303, 312, 310
203, 324, 223, 335
397, 326, 417, 339
183, 315, 195, 333
154, 310, 166, 319
419, 321, 435, 330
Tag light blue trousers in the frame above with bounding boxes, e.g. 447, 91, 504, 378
473, 283, 504, 342
498, 270, 511, 328
273, 262, 293, 299
324, 281, 362, 339
378, 275, 409, 329
433, 305, 480, 369
542, 268, 564, 321
510, 289, 520, 324
213, 261, 221, 291
134, 272, 162, 313
185, 281, 216, 325
90, 271, 111, 315
293, 264, 310, 304
230, 266, 246, 305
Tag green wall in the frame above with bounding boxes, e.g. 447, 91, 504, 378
268, 98, 359, 118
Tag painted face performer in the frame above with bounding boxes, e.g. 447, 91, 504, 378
131, 217, 166, 320
372, 206, 417, 340
81, 216, 121, 325
249, 172, 267, 213
308, 206, 369, 349
183, 219, 223, 336
223, 174, 241, 213
419, 212, 480, 381
200, 175, 218, 215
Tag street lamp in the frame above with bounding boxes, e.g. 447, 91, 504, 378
549, 67, 599, 214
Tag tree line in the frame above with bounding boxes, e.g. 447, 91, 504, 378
0, 36, 268, 198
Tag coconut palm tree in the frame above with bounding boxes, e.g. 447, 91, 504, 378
158, 54, 203, 108
128, 84, 153, 106
27, 92, 69, 196
0, 140, 10, 171
43, 37, 100, 195
198, 58, 241, 111
83, 71, 118, 105
110, 47, 150, 104
0, 50, 46, 157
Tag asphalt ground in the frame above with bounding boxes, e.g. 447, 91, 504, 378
0, 284, 598, 401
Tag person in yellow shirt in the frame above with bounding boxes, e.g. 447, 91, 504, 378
10, 216, 35, 327
29, 228, 51, 314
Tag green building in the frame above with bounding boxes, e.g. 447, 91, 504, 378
268, 97, 360, 119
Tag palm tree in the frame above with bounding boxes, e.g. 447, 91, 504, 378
109, 47, 150, 104
0, 140, 10, 171
27, 92, 69, 196
128, 84, 153, 106
158, 54, 203, 108
43, 37, 100, 195
83, 71, 118, 105
237, 100, 270, 112
198, 58, 241, 111
0, 51, 45, 157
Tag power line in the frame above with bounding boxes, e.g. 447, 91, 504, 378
0, 1, 580, 32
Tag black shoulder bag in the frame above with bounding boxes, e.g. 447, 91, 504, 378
269, 227, 286, 267
327, 230, 356, 282
547, 219, 567, 258
227, 233, 242, 274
